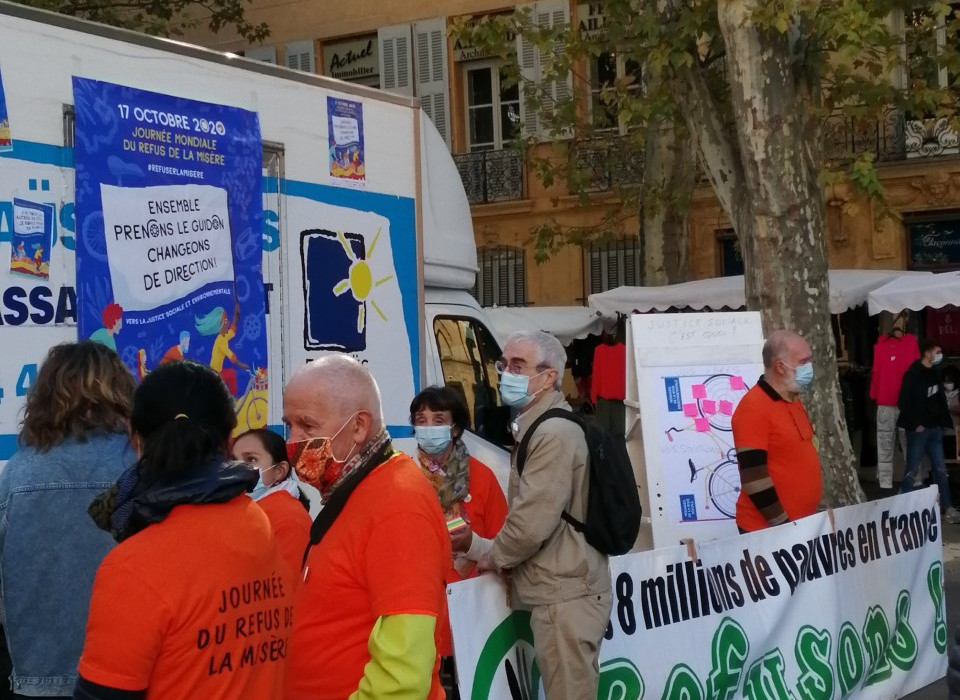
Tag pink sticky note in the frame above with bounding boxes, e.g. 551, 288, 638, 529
729, 376, 746, 391
691, 384, 708, 399
719, 400, 734, 416
683, 403, 698, 417
694, 418, 710, 432
701, 399, 717, 415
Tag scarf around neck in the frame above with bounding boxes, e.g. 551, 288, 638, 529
417, 439, 470, 516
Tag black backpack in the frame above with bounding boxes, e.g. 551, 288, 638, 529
516, 408, 641, 556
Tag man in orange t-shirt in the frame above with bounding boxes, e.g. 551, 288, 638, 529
283, 356, 450, 700
733, 330, 822, 532
78, 496, 295, 699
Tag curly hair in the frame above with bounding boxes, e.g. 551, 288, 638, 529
20, 341, 135, 451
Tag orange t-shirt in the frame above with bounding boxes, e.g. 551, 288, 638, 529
256, 490, 312, 579
78, 497, 295, 699
733, 378, 823, 532
437, 457, 508, 657
285, 453, 450, 700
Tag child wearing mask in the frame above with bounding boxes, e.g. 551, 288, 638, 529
233, 428, 312, 578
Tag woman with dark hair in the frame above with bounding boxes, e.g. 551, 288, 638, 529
0, 341, 135, 700
409, 385, 507, 697
75, 362, 293, 700
232, 428, 312, 577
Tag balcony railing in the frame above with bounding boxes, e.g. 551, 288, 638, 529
571, 139, 643, 192
453, 149, 525, 204
821, 108, 960, 162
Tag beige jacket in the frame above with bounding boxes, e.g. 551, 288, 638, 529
491, 391, 611, 606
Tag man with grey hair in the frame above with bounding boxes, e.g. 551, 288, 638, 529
469, 330, 611, 700
282, 355, 450, 700
732, 330, 823, 532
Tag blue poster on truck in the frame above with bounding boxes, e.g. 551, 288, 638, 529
327, 96, 365, 188
72, 77, 268, 432
0, 66, 11, 152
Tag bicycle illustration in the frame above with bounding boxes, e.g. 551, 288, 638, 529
235, 367, 268, 434
664, 373, 751, 520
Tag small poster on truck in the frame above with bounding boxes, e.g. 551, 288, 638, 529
0, 66, 11, 152
327, 96, 366, 187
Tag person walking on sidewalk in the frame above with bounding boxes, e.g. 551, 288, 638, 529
897, 338, 960, 523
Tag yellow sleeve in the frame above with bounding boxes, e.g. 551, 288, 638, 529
348, 614, 437, 700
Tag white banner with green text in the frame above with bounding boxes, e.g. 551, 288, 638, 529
448, 487, 947, 699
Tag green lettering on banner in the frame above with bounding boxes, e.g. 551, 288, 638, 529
861, 606, 893, 686
705, 617, 749, 700
598, 658, 645, 700
743, 650, 792, 700
660, 664, 704, 700
836, 622, 865, 697
470, 611, 541, 700
928, 562, 947, 654
794, 626, 834, 700
888, 590, 919, 671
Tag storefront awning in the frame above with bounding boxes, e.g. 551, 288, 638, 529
867, 271, 960, 315
588, 270, 929, 317
484, 306, 609, 345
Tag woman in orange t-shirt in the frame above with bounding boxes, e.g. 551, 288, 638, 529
409, 386, 508, 696
75, 362, 295, 700
232, 428, 312, 578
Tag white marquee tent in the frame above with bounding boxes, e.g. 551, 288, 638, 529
483, 306, 610, 345
867, 271, 960, 315
589, 270, 931, 317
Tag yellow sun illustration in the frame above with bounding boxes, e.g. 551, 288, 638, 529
332, 227, 394, 333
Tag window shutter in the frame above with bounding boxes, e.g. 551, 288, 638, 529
516, 3, 542, 140
244, 45, 276, 64
414, 18, 451, 149
285, 40, 315, 73
517, 0, 570, 141
379, 25, 415, 97
588, 246, 602, 294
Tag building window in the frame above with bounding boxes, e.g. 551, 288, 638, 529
905, 4, 960, 92
717, 228, 743, 277
588, 52, 641, 133
585, 237, 641, 294
464, 61, 521, 151
472, 246, 527, 307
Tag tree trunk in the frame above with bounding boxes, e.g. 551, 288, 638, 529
714, 0, 863, 506
642, 121, 697, 285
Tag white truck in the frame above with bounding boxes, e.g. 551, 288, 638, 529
0, 1, 511, 486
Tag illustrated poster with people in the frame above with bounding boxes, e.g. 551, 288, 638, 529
72, 78, 268, 431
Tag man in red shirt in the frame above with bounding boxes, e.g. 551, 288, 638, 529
282, 355, 450, 700
732, 330, 822, 531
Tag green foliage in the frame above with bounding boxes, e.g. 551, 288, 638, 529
15, 0, 269, 42
452, 0, 960, 255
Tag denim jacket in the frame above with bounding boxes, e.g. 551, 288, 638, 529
0, 433, 135, 697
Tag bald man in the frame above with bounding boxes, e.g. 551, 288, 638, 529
282, 356, 450, 700
732, 331, 823, 532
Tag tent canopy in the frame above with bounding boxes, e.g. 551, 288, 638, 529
589, 270, 929, 317
484, 306, 609, 346
867, 271, 960, 315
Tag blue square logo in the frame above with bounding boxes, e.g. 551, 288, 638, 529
679, 494, 698, 522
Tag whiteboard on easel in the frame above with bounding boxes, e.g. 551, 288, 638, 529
630, 312, 764, 548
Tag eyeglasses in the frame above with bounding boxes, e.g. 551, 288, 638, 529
495, 359, 549, 375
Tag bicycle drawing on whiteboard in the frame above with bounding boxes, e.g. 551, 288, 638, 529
664, 373, 751, 519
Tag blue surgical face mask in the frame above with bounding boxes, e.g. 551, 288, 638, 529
794, 362, 814, 389
248, 464, 279, 501
500, 371, 534, 407
415, 425, 453, 455
934, 353, 944, 365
